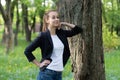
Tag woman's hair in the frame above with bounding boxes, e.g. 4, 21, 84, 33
42, 10, 57, 32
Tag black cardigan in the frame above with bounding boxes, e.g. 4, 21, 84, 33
24, 26, 83, 67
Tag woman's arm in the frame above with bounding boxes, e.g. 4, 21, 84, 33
60, 22, 83, 37
24, 33, 42, 62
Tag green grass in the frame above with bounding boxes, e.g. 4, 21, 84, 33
105, 50, 120, 80
0, 33, 120, 80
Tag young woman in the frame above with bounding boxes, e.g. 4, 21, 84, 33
24, 10, 83, 80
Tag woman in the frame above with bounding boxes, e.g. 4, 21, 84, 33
24, 10, 83, 80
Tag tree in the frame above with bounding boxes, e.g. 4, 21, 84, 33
14, 0, 20, 46
34, 0, 45, 32
57, 0, 106, 80
116, 0, 120, 35
103, 0, 120, 35
0, 0, 16, 53
21, 1, 31, 42
20, 0, 47, 41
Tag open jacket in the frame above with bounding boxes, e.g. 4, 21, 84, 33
24, 25, 83, 67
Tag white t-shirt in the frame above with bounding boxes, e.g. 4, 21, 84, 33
47, 35, 64, 71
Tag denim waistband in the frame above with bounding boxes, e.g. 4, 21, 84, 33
45, 68, 62, 73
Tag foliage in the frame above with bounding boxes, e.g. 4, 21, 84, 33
106, 9, 120, 27
0, 15, 4, 24
103, 25, 120, 50
20, 0, 31, 6
102, 0, 120, 34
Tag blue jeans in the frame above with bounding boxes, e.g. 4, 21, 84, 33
37, 68, 62, 80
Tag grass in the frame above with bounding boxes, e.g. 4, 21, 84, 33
105, 50, 120, 80
0, 33, 120, 80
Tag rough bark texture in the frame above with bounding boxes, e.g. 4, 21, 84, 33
57, 0, 106, 80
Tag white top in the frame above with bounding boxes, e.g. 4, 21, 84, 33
47, 35, 64, 71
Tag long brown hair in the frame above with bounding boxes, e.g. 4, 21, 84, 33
42, 10, 57, 32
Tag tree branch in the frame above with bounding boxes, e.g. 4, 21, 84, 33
0, 2, 7, 21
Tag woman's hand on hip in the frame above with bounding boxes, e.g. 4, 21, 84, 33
32, 59, 50, 68
39, 60, 51, 68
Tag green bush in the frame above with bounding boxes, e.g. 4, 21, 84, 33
103, 25, 120, 50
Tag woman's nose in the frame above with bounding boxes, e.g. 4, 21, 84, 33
55, 18, 59, 21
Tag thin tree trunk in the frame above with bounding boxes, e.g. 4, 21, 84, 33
22, 3, 31, 42
39, 9, 45, 32
111, 0, 114, 35
31, 10, 36, 33
14, 0, 20, 46
116, 0, 120, 36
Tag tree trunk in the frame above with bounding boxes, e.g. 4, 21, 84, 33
4, 21, 14, 54
22, 3, 31, 42
31, 10, 36, 33
57, 0, 106, 80
110, 0, 114, 35
0, 0, 14, 54
39, 9, 45, 32
14, 0, 20, 46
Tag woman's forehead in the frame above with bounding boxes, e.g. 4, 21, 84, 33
48, 11, 59, 16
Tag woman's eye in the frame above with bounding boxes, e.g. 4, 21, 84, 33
52, 16, 59, 19
52, 16, 55, 19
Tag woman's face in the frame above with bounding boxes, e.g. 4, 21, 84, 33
47, 11, 60, 29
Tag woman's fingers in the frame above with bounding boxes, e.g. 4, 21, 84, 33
60, 22, 67, 25
44, 60, 51, 64
40, 60, 51, 68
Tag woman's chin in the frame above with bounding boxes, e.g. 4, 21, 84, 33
54, 25, 59, 28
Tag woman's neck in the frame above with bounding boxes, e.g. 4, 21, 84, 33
48, 27, 56, 35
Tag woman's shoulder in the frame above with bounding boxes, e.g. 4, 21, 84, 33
37, 32, 46, 38
39, 30, 51, 38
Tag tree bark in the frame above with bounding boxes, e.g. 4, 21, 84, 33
57, 0, 106, 80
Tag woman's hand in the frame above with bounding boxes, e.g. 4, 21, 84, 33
39, 60, 51, 68
60, 22, 75, 28
32, 59, 51, 68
